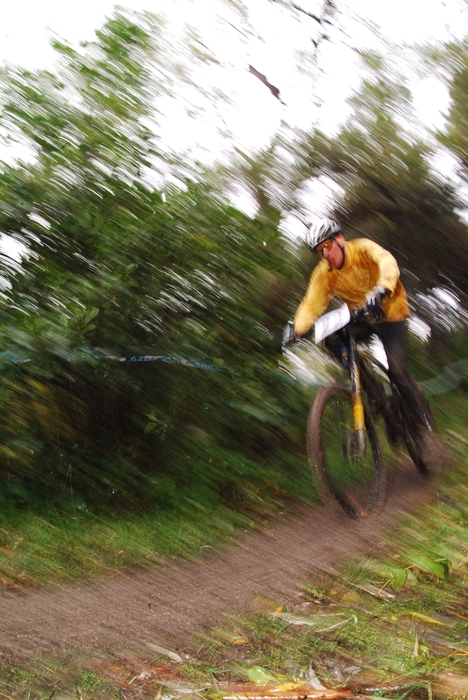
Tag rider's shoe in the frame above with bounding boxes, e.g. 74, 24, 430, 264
418, 430, 449, 472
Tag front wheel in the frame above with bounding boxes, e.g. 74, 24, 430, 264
307, 385, 386, 518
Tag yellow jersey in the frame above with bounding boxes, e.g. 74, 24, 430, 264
294, 238, 409, 335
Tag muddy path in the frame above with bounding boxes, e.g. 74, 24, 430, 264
0, 459, 441, 669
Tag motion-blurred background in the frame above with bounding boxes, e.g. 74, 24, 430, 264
0, 0, 467, 526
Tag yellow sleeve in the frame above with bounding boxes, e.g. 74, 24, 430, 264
294, 262, 335, 335
357, 239, 400, 295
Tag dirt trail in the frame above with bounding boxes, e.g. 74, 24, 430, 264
0, 461, 436, 666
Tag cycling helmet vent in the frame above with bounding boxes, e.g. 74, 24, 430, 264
307, 218, 342, 250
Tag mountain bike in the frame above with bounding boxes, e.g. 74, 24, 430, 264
306, 304, 437, 519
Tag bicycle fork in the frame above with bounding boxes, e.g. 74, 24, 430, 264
343, 329, 366, 458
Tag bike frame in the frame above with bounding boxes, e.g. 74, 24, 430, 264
313, 302, 434, 467
342, 324, 366, 457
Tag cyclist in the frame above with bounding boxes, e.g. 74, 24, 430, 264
283, 218, 434, 438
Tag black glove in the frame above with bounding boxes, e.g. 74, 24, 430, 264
365, 286, 388, 323
282, 321, 297, 346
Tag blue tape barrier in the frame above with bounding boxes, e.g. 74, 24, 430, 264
0, 352, 31, 365
0, 349, 228, 373
0, 347, 467, 393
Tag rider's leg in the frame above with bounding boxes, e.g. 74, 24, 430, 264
375, 321, 434, 432
349, 322, 402, 441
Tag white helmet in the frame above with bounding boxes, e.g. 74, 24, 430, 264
307, 218, 342, 250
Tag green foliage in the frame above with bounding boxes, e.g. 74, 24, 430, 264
438, 39, 468, 176
0, 11, 311, 517
293, 57, 468, 300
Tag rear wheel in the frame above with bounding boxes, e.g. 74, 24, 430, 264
307, 385, 386, 518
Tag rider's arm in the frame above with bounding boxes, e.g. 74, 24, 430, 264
294, 262, 335, 336
358, 239, 400, 296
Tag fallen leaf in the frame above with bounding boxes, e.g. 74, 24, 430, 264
159, 678, 207, 694
351, 583, 395, 601
272, 612, 346, 628
308, 666, 327, 691
272, 612, 319, 627
274, 682, 307, 691
341, 591, 360, 604
409, 555, 448, 580
146, 642, 183, 662
233, 637, 248, 646
315, 616, 356, 633
407, 612, 448, 626
360, 559, 408, 591
247, 666, 278, 686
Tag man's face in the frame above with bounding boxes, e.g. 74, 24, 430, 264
315, 234, 345, 269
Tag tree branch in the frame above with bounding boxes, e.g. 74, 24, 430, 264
248, 65, 284, 103
267, 0, 334, 25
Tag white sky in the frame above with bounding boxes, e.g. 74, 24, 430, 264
1, 0, 466, 141
0, 0, 467, 226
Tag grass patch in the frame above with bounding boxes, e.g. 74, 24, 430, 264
0, 473, 314, 590
0, 659, 118, 699
0, 502, 256, 589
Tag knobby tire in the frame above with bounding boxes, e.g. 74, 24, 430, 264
307, 384, 386, 518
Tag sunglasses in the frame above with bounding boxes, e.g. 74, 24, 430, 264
316, 238, 335, 256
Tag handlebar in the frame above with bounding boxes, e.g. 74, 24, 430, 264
350, 307, 368, 323
284, 299, 386, 348
351, 305, 386, 325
